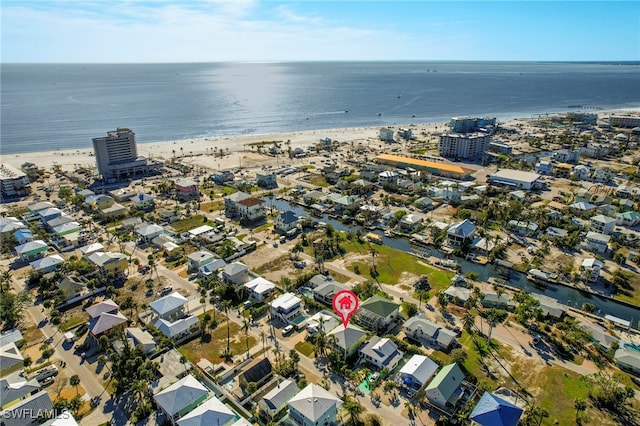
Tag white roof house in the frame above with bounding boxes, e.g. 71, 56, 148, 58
89, 311, 128, 336
270, 292, 302, 312
288, 383, 342, 426
327, 323, 368, 357
136, 223, 164, 241
79, 242, 104, 257
30, 254, 65, 273
615, 348, 640, 375
398, 355, 438, 390
0, 342, 24, 370
177, 395, 235, 426
155, 316, 199, 339
244, 277, 276, 301
188, 225, 214, 237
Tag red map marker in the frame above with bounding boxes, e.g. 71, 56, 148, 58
332, 289, 359, 329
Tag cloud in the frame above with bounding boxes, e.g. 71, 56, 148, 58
274, 4, 323, 24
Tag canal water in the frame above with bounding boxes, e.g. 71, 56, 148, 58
268, 197, 640, 329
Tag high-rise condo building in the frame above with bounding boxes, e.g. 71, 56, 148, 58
92, 128, 161, 181
439, 133, 492, 160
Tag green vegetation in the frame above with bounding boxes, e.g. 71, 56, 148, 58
170, 215, 208, 233
307, 174, 329, 187
294, 341, 316, 357
179, 320, 256, 363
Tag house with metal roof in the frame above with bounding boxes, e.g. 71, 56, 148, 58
150, 292, 189, 322
259, 379, 300, 420
274, 210, 299, 233
469, 391, 524, 426
615, 348, 640, 376
155, 316, 200, 340
0, 390, 53, 426
375, 154, 475, 180
126, 327, 156, 354
304, 311, 340, 336
154, 374, 209, 425
187, 250, 217, 271
353, 295, 400, 331
287, 383, 342, 426
177, 395, 237, 426
582, 231, 610, 254
244, 277, 276, 303
89, 311, 128, 337
15, 240, 48, 261
0, 342, 24, 370
447, 219, 476, 247
30, 254, 65, 274
398, 355, 438, 391
0, 217, 26, 234
425, 363, 465, 409
13, 228, 33, 244
327, 323, 368, 357
404, 315, 458, 351
87, 251, 128, 276
581, 258, 604, 282
312, 279, 348, 306
0, 371, 41, 410
590, 215, 617, 235
136, 223, 165, 243
220, 262, 249, 285
358, 336, 404, 370
0, 330, 24, 347
616, 211, 640, 227
488, 169, 541, 190
86, 298, 119, 318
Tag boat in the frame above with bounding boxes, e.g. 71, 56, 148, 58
526, 269, 558, 287
365, 232, 383, 244
384, 229, 393, 237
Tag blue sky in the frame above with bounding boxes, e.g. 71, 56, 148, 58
2, 1, 639, 62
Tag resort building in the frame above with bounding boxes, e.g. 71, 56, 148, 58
0, 163, 30, 199
375, 154, 474, 180
92, 128, 161, 181
439, 133, 491, 160
609, 115, 640, 128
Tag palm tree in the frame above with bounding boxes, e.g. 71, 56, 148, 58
179, 355, 188, 373
221, 300, 231, 357
462, 312, 475, 333
69, 375, 81, 396
260, 330, 267, 358
242, 318, 250, 360
343, 395, 363, 425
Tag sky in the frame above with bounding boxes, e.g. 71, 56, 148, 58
2, 1, 639, 62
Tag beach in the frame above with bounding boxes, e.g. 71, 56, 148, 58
3, 108, 639, 173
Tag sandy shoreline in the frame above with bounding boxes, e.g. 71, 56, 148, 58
3, 108, 639, 173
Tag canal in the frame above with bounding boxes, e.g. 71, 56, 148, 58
268, 197, 640, 329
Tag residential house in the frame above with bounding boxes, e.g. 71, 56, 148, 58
136, 223, 164, 243
86, 298, 127, 337
0, 391, 53, 426
333, 195, 361, 215
617, 211, 640, 227
614, 349, 640, 376
569, 202, 597, 216
79, 242, 104, 258
0, 330, 24, 348
269, 293, 302, 325
447, 219, 476, 247
573, 164, 590, 181
326, 324, 367, 357
414, 196, 436, 211
126, 327, 156, 354
0, 343, 24, 370
581, 258, 604, 282
87, 251, 128, 276
220, 262, 249, 285
444, 286, 471, 305
211, 171, 235, 185
0, 217, 25, 234
534, 160, 553, 175
187, 250, 217, 271
30, 254, 65, 274
616, 184, 637, 199
154, 374, 209, 425
553, 163, 573, 178
590, 215, 617, 235
85, 194, 115, 210
481, 291, 516, 311
244, 277, 276, 303
619, 199, 635, 212
302, 190, 324, 205
288, 383, 342, 426
259, 379, 299, 420
404, 315, 458, 351
425, 363, 465, 409
239, 358, 273, 391
14, 240, 48, 261
379, 127, 395, 142
305, 311, 340, 335
578, 322, 619, 350
52, 221, 81, 237
27, 201, 55, 214
546, 227, 569, 239
353, 295, 400, 331
469, 391, 524, 426
397, 355, 438, 391
177, 396, 238, 426
358, 336, 404, 370
312, 279, 348, 306
507, 220, 538, 237
398, 213, 425, 233
175, 178, 200, 200
38, 207, 63, 224
256, 172, 277, 189
151, 292, 199, 340
13, 228, 33, 244
531, 294, 567, 320
236, 197, 266, 222
592, 167, 614, 183
151, 292, 189, 322
274, 211, 298, 234
131, 193, 155, 210
0, 371, 41, 409
582, 232, 610, 254
378, 170, 399, 185
197, 258, 226, 278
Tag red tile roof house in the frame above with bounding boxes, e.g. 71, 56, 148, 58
237, 197, 265, 222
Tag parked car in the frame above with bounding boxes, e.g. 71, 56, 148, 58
282, 325, 294, 336
35, 366, 58, 382
159, 286, 173, 296
293, 261, 307, 269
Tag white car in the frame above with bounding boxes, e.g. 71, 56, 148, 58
282, 325, 294, 336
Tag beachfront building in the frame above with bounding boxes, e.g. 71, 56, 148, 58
609, 115, 640, 128
488, 169, 542, 190
379, 127, 395, 142
439, 133, 491, 160
92, 128, 161, 181
374, 154, 474, 180
0, 164, 30, 199
449, 116, 496, 133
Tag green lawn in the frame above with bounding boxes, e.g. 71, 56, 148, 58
170, 215, 208, 233
340, 239, 454, 289
179, 320, 256, 364
295, 341, 316, 358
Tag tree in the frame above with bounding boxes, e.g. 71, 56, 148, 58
69, 374, 80, 396
242, 318, 250, 359
343, 395, 363, 425
68, 395, 83, 417
179, 355, 188, 373
574, 398, 588, 425
0, 290, 32, 330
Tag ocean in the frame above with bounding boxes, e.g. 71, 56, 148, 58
1, 61, 639, 155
